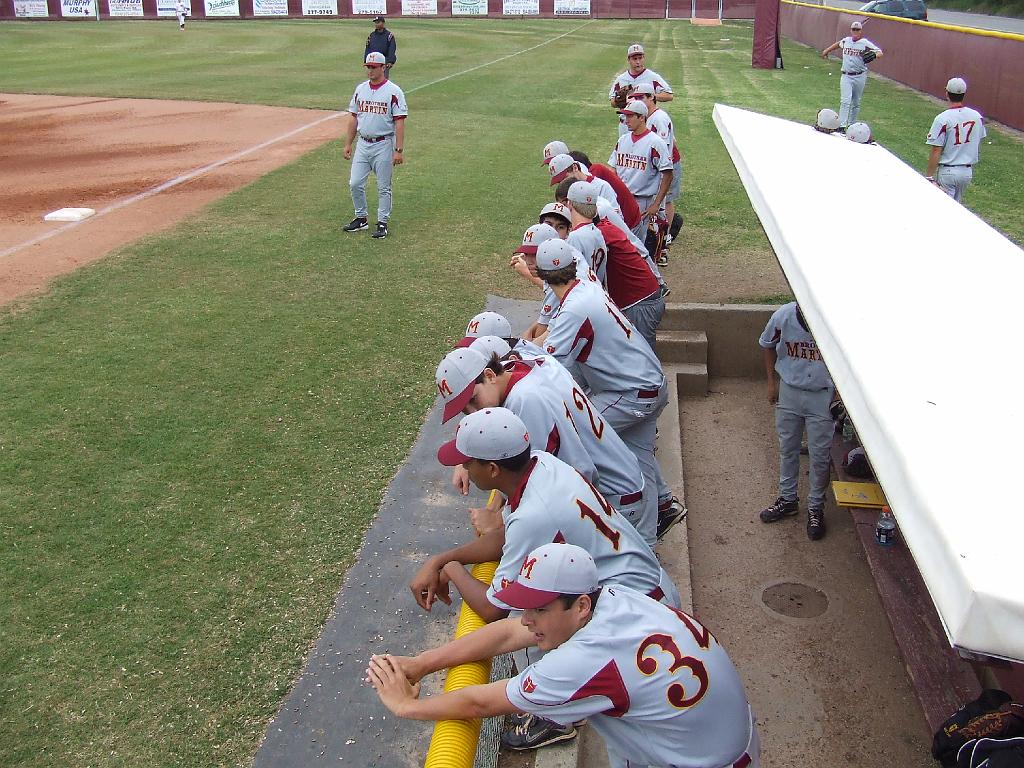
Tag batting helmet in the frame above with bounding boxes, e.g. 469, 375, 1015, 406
846, 122, 873, 144
814, 108, 841, 133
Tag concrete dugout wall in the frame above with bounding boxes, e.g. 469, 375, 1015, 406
781, 0, 1024, 131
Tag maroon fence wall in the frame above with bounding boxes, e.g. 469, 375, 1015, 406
780, 1, 1024, 131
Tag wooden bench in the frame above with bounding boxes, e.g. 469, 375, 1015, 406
830, 435, 981, 733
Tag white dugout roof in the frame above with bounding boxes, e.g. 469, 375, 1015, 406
714, 104, 1024, 662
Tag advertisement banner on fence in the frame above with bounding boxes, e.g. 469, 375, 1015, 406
205, 0, 239, 14
254, 0, 288, 14
108, 0, 145, 14
554, 0, 589, 13
452, 0, 486, 13
401, 0, 437, 14
14, 0, 49, 16
352, 0, 386, 13
61, 0, 97, 16
503, 0, 538, 14
302, 0, 337, 14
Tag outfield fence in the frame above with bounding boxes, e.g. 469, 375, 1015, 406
781, 0, 1024, 131
0, 0, 756, 20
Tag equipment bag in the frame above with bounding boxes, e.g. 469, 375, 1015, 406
933, 689, 1024, 767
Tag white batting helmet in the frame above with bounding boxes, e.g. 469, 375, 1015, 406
846, 122, 873, 144
814, 108, 840, 133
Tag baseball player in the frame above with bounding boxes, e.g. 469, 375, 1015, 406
175, 0, 187, 29
609, 101, 673, 242
538, 201, 571, 239
821, 21, 883, 131
364, 15, 397, 71
926, 77, 986, 203
342, 53, 407, 240
372, 543, 759, 768
541, 140, 569, 166
534, 241, 686, 540
565, 182, 664, 354
567, 150, 642, 231
548, 154, 621, 215
757, 302, 834, 541
630, 83, 684, 267
609, 43, 674, 136
435, 347, 656, 542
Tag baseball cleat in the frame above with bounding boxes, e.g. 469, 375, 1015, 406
759, 496, 799, 523
657, 497, 688, 541
660, 284, 672, 299
371, 221, 389, 239
343, 217, 368, 233
501, 713, 577, 751
807, 508, 826, 540
656, 252, 670, 267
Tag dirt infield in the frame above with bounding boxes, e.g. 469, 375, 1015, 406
0, 94, 343, 308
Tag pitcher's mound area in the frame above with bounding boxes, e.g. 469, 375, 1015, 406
0, 93, 342, 307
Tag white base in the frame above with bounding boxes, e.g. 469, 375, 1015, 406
44, 207, 96, 222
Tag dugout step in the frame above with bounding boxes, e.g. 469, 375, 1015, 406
656, 329, 708, 365
830, 435, 981, 733
673, 363, 709, 397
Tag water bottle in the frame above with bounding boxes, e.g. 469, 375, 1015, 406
875, 506, 897, 547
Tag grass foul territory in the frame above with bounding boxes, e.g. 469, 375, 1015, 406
1, 18, 1022, 768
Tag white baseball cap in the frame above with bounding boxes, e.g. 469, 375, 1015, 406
536, 239, 576, 272
946, 77, 967, 95
437, 407, 532, 466
365, 52, 386, 66
567, 181, 598, 207
493, 543, 599, 609
538, 202, 571, 226
850, 20, 863, 29
631, 82, 655, 98
846, 121, 872, 144
435, 347, 488, 423
469, 335, 512, 361
542, 140, 570, 166
618, 101, 649, 118
456, 311, 512, 349
627, 43, 645, 57
815, 107, 840, 132
548, 154, 578, 186
515, 223, 561, 255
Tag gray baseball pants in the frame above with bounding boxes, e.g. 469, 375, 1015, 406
623, 293, 665, 355
776, 381, 834, 511
936, 165, 973, 202
349, 136, 394, 223
839, 72, 867, 127
592, 381, 672, 509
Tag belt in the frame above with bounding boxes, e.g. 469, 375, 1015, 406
359, 134, 392, 143
647, 585, 665, 601
939, 163, 972, 168
638, 388, 661, 399
618, 490, 643, 505
841, 71, 866, 75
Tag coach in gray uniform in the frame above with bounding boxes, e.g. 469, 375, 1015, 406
821, 21, 883, 131
757, 302, 834, 541
342, 52, 408, 240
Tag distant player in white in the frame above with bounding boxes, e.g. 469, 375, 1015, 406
609, 43, 673, 136
821, 21, 883, 130
548, 154, 621, 216
926, 77, 986, 203
631, 83, 684, 264
435, 347, 656, 542
342, 52, 408, 240
176, 0, 187, 29
534, 240, 686, 541
610, 101, 673, 240
371, 543, 759, 768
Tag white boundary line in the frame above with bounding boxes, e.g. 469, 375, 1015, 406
1, 21, 595, 263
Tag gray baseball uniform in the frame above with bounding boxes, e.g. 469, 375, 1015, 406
759, 303, 834, 511
347, 79, 407, 224
567, 222, 609, 288
836, 36, 881, 128
506, 585, 758, 768
647, 106, 683, 203
927, 106, 986, 202
609, 130, 673, 239
609, 69, 673, 136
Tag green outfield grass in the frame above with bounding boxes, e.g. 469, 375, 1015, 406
1, 19, 1022, 768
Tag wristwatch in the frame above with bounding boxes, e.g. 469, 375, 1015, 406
395, 147, 403, 153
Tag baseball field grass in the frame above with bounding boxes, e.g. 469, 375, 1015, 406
2, 19, 1023, 768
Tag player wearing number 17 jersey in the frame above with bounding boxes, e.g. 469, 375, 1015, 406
370, 543, 757, 768
926, 76, 986, 203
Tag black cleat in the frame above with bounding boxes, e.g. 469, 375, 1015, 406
501, 713, 577, 751
657, 497, 688, 540
759, 496, 798, 523
807, 508, 826, 540
371, 221, 389, 239
343, 217, 368, 233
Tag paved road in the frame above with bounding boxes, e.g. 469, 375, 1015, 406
826, 0, 1024, 33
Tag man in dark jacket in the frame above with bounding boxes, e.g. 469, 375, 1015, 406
364, 16, 396, 71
